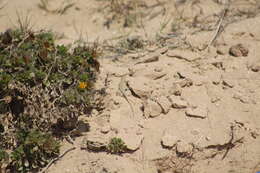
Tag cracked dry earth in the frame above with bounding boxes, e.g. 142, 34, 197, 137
48, 20, 260, 172
1, 0, 260, 173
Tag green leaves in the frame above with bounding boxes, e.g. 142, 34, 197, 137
0, 72, 12, 89
0, 29, 99, 104
0, 149, 9, 162
11, 130, 59, 172
0, 28, 100, 172
107, 137, 127, 154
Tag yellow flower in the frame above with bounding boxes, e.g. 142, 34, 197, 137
78, 81, 87, 89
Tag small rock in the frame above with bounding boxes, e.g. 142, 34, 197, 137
128, 53, 140, 59
211, 61, 224, 70
97, 167, 110, 173
170, 83, 182, 96
135, 53, 159, 65
101, 125, 110, 134
176, 141, 193, 154
161, 132, 179, 148
216, 49, 225, 55
169, 96, 188, 109
119, 132, 143, 151
229, 44, 249, 57
212, 78, 221, 85
82, 134, 108, 151
146, 45, 158, 52
233, 93, 250, 104
194, 81, 203, 86
207, 72, 222, 85
250, 63, 260, 72
113, 97, 121, 105
222, 79, 235, 88
159, 47, 168, 54
211, 96, 221, 103
156, 96, 172, 114
144, 99, 162, 118
175, 71, 190, 79
127, 77, 152, 99
137, 119, 145, 128
185, 107, 207, 119
176, 78, 193, 88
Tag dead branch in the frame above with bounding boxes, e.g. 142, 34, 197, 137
205, 3, 229, 50
205, 124, 244, 160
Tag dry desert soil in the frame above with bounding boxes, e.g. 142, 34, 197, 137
0, 0, 260, 173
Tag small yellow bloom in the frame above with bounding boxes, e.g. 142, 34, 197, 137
78, 81, 87, 89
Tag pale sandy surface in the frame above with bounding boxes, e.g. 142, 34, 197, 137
0, 0, 260, 173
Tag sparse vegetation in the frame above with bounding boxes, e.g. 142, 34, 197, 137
0, 149, 8, 162
9, 130, 59, 172
107, 137, 127, 154
118, 35, 144, 52
0, 27, 100, 172
102, 0, 147, 28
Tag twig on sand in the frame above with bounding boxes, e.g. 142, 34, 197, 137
40, 147, 76, 173
221, 125, 243, 160
205, 4, 229, 50
205, 124, 244, 160
118, 74, 135, 118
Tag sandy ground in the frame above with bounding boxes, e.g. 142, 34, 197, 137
1, 0, 260, 173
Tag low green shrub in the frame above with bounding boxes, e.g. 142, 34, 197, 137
0, 28, 100, 172
107, 137, 127, 154
9, 130, 59, 172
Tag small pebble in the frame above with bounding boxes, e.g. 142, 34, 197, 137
229, 44, 249, 57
